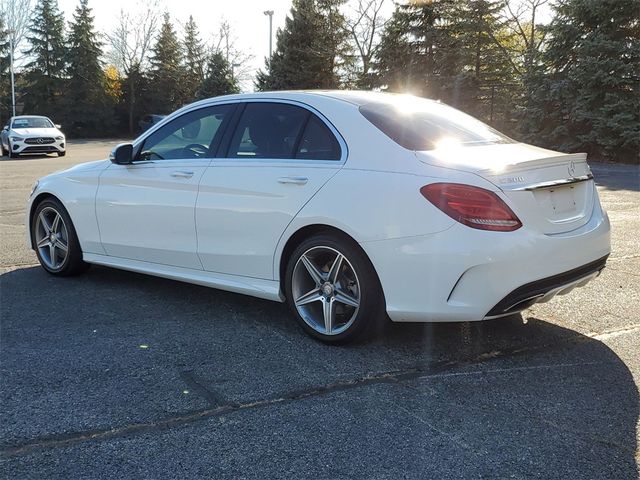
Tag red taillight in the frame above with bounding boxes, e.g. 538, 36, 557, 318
420, 183, 522, 232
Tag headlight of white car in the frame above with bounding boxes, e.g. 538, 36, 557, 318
10, 136, 24, 142
30, 180, 39, 197
55, 136, 64, 140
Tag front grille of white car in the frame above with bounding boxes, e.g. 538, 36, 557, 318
25, 137, 55, 145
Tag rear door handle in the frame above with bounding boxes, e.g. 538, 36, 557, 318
171, 170, 194, 178
277, 176, 308, 185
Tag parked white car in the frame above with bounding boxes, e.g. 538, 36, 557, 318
1, 115, 66, 158
26, 91, 610, 343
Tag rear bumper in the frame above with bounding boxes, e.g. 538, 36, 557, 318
484, 255, 608, 318
361, 196, 611, 322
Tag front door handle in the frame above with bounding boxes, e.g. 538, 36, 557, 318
171, 170, 194, 178
278, 176, 308, 185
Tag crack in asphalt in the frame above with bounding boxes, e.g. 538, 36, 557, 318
588, 324, 640, 340
0, 332, 616, 459
178, 370, 227, 407
395, 361, 637, 457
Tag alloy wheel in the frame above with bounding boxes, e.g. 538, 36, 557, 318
291, 246, 361, 336
34, 206, 69, 270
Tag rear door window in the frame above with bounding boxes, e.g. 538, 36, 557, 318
226, 103, 309, 159
295, 115, 341, 160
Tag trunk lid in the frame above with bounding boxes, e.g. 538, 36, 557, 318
416, 143, 595, 234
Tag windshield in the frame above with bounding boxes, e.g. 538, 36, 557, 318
359, 95, 513, 151
12, 117, 54, 129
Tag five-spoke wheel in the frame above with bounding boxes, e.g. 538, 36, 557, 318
31, 198, 88, 276
34, 206, 70, 270
285, 233, 384, 344
292, 246, 361, 336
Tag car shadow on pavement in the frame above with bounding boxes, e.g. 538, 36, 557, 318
0, 153, 61, 161
1, 265, 638, 478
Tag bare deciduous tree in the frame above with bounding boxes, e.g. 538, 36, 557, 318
0, 0, 33, 64
106, 1, 160, 74
504, 0, 550, 71
208, 20, 253, 90
346, 0, 387, 86
105, 0, 160, 133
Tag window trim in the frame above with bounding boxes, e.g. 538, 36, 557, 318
132, 97, 348, 166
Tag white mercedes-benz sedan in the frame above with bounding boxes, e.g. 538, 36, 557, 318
26, 91, 611, 343
2, 115, 66, 158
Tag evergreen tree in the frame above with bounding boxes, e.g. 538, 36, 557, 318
0, 17, 10, 123
197, 51, 239, 99
374, 0, 522, 133
182, 15, 205, 103
448, 0, 517, 126
149, 13, 184, 113
373, 6, 416, 93
63, 0, 114, 136
256, 0, 349, 90
23, 0, 67, 118
374, 1, 460, 99
521, 0, 639, 162
117, 65, 154, 133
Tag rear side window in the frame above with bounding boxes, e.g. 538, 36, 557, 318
296, 115, 341, 160
359, 98, 513, 151
227, 103, 308, 159
226, 102, 341, 160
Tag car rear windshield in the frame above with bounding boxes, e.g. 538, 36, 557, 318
12, 117, 53, 129
359, 97, 513, 151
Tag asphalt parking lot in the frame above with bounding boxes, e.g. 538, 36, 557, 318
1, 141, 639, 479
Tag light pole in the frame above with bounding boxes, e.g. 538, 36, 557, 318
8, 30, 16, 117
263, 10, 274, 62
230, 62, 241, 82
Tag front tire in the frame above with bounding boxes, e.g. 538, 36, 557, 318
57, 151, 66, 157
31, 198, 89, 276
284, 233, 384, 344
9, 143, 18, 158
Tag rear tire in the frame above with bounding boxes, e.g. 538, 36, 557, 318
1, 142, 7, 157
284, 233, 385, 344
31, 197, 89, 276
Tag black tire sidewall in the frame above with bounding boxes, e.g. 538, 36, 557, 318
284, 233, 384, 344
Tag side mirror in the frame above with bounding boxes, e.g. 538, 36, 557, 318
2, 126, 7, 131
110, 143, 134, 164
54, 124, 62, 129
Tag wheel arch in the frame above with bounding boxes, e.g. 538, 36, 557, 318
276, 223, 385, 304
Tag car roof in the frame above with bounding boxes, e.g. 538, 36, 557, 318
192, 90, 425, 108
12, 115, 52, 120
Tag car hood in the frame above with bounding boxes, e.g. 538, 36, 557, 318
42, 159, 110, 181
11, 127, 62, 137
